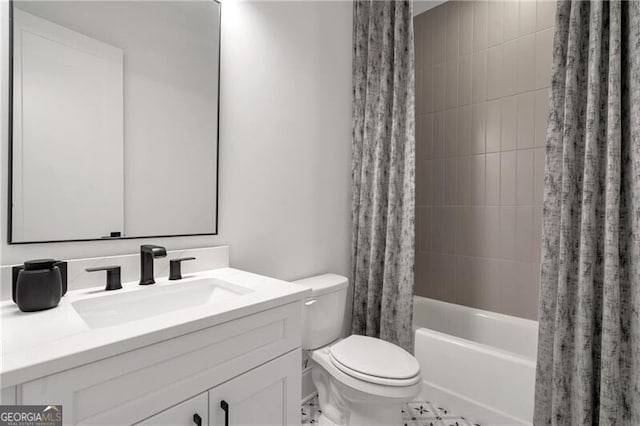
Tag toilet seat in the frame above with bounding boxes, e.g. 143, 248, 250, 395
309, 343, 422, 400
328, 335, 421, 387
330, 355, 421, 386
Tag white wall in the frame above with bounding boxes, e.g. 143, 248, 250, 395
218, 0, 352, 279
0, 0, 352, 285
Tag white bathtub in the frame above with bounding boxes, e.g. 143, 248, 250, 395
413, 296, 538, 425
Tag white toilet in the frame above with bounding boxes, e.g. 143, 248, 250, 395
295, 274, 422, 426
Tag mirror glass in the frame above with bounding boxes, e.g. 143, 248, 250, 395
9, 0, 220, 243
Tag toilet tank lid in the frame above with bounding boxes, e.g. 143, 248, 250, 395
293, 274, 348, 297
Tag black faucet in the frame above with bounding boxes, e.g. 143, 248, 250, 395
140, 245, 167, 285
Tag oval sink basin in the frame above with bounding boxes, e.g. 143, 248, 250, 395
71, 278, 252, 328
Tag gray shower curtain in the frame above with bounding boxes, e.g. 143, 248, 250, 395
535, 1, 640, 424
350, 0, 415, 352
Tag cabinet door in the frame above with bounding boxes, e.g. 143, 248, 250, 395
137, 392, 208, 426
208, 349, 300, 426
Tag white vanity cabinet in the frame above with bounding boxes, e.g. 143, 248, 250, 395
136, 350, 300, 426
16, 302, 303, 425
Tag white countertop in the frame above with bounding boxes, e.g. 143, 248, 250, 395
0, 268, 311, 387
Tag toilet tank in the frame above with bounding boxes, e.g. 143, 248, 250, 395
294, 274, 348, 350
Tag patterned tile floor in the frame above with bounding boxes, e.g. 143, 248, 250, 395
301, 396, 481, 426
402, 401, 480, 426
300, 397, 321, 424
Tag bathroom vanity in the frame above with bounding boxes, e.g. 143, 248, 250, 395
0, 266, 311, 425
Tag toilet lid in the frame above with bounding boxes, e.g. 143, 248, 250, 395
329, 335, 420, 381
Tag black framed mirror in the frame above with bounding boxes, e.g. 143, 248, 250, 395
8, 0, 221, 244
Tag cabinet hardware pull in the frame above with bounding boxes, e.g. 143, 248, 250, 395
221, 400, 229, 426
193, 413, 202, 426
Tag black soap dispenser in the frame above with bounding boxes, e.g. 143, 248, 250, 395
12, 259, 68, 312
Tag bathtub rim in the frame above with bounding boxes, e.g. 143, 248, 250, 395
413, 296, 539, 329
412, 295, 538, 363
413, 326, 536, 368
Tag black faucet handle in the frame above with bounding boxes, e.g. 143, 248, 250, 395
86, 266, 122, 291
169, 257, 196, 281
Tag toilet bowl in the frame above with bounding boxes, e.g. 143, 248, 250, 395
295, 274, 422, 426
309, 335, 422, 426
